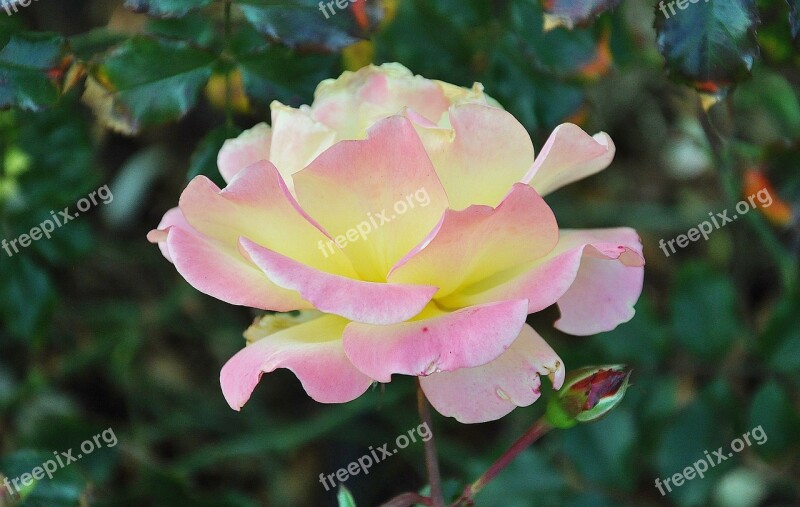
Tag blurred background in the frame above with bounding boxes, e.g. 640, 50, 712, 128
1, 0, 799, 505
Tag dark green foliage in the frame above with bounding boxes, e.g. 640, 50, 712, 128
654, 0, 760, 94
88, 36, 216, 132
670, 262, 740, 359
0, 33, 69, 111
237, 0, 365, 51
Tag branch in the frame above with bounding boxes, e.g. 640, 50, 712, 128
453, 418, 552, 506
417, 382, 445, 507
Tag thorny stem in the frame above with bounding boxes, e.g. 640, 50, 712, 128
453, 417, 552, 506
417, 382, 445, 507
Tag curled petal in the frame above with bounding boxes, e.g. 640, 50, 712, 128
524, 123, 615, 196
553, 230, 644, 335
217, 123, 272, 183
441, 228, 644, 335
420, 325, 565, 424
220, 314, 373, 409
342, 299, 529, 382
146, 206, 187, 263
240, 238, 437, 325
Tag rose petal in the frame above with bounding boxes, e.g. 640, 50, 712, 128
217, 122, 272, 183
524, 123, 615, 196
239, 238, 438, 325
166, 226, 309, 311
148, 192, 311, 311
146, 206, 187, 263
342, 299, 529, 382
220, 314, 373, 409
420, 324, 565, 424
441, 228, 644, 335
293, 115, 449, 281
389, 184, 558, 299
180, 160, 356, 276
312, 63, 450, 137
553, 231, 645, 335
269, 101, 336, 190
413, 104, 535, 209
434, 81, 500, 108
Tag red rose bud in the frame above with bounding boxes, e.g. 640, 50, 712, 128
546, 365, 632, 429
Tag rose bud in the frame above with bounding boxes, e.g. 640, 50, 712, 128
546, 365, 632, 428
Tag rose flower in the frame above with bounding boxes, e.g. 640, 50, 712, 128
148, 63, 644, 423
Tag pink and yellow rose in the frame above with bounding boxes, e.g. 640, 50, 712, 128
148, 63, 644, 424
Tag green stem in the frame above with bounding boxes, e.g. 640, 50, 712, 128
417, 383, 445, 507
223, 0, 234, 131
699, 101, 796, 289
